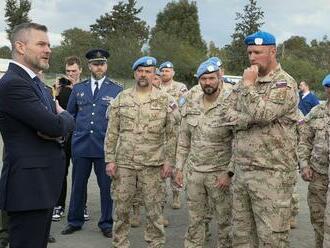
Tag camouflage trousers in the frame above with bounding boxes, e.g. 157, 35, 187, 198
308, 172, 328, 248
232, 167, 295, 248
291, 173, 299, 219
185, 170, 232, 248
111, 166, 165, 248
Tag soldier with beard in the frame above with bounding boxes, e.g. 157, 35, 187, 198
175, 60, 233, 248
105, 56, 179, 248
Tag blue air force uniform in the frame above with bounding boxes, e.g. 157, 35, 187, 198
66, 49, 123, 232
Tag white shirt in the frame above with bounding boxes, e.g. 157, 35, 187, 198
11, 61, 37, 80
91, 76, 105, 93
302, 91, 310, 99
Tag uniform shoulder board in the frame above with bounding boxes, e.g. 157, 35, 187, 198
75, 79, 88, 86
109, 78, 124, 89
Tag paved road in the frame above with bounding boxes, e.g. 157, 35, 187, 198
0, 138, 315, 247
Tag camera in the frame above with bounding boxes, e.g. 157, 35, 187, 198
58, 77, 71, 86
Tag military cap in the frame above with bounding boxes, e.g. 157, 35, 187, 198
132, 56, 157, 71
207, 57, 222, 67
85, 48, 109, 62
159, 61, 174, 70
322, 74, 330, 87
244, 31, 276, 46
155, 68, 161, 76
196, 60, 219, 79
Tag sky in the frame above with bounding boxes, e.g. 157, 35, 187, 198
0, 0, 329, 49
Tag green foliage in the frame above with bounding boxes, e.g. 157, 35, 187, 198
222, 0, 264, 75
49, 28, 102, 77
0, 46, 11, 59
90, 0, 149, 78
5, 0, 31, 39
149, 0, 207, 87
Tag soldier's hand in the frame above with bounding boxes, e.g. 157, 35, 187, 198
301, 166, 313, 181
106, 162, 117, 177
243, 65, 258, 87
161, 162, 173, 178
175, 170, 184, 188
215, 173, 231, 190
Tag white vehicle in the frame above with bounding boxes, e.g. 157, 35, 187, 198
223, 75, 242, 85
0, 58, 11, 79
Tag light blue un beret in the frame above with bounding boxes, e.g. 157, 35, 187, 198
207, 57, 222, 67
322, 74, 330, 87
132, 56, 157, 71
244, 31, 276, 46
159, 61, 174, 70
196, 61, 219, 79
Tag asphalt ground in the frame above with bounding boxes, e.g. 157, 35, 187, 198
0, 138, 315, 247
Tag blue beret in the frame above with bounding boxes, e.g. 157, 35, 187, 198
196, 61, 219, 79
159, 61, 174, 70
85, 48, 109, 62
244, 31, 276, 46
132, 56, 157, 71
322, 74, 330, 87
207, 57, 222, 67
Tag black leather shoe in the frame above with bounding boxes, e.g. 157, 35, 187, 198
48, 234, 56, 243
102, 228, 112, 238
61, 225, 81, 235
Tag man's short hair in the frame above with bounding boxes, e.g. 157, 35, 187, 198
65, 56, 81, 68
10, 22, 48, 50
301, 81, 309, 88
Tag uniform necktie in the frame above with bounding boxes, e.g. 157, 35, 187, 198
93, 81, 99, 99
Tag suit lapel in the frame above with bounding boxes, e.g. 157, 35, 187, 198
84, 80, 93, 102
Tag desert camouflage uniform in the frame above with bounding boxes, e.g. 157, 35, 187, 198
228, 64, 299, 248
176, 88, 233, 248
104, 87, 179, 248
298, 102, 330, 248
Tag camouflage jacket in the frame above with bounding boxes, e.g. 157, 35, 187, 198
298, 101, 330, 175
176, 89, 233, 172
160, 80, 187, 102
228, 64, 299, 172
104, 87, 180, 169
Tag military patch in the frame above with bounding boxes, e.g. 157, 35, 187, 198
178, 96, 186, 107
102, 96, 114, 104
269, 88, 287, 103
169, 101, 178, 111
180, 87, 188, 93
275, 81, 287, 88
297, 119, 305, 125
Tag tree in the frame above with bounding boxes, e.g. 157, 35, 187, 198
5, 0, 31, 39
49, 28, 102, 76
224, 0, 264, 75
0, 46, 11, 59
90, 0, 149, 78
149, 0, 207, 87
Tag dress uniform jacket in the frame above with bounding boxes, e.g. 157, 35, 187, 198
67, 78, 123, 158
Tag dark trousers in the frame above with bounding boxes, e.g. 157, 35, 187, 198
56, 135, 87, 209
67, 157, 113, 230
8, 209, 52, 248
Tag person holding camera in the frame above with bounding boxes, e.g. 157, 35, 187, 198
52, 56, 86, 222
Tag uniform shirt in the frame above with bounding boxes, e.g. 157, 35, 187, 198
228, 64, 299, 172
160, 80, 187, 102
104, 87, 180, 169
176, 89, 233, 172
298, 101, 330, 175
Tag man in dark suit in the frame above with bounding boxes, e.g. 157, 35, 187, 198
0, 22, 74, 248
62, 48, 123, 238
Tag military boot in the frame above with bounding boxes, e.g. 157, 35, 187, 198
171, 191, 181, 209
205, 222, 211, 241
131, 205, 141, 227
160, 207, 169, 227
290, 217, 296, 229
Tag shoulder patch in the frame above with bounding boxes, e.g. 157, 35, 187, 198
297, 119, 305, 126
275, 81, 288, 88
169, 100, 178, 111
178, 96, 186, 107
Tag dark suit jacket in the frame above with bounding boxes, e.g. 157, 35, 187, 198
0, 63, 74, 211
